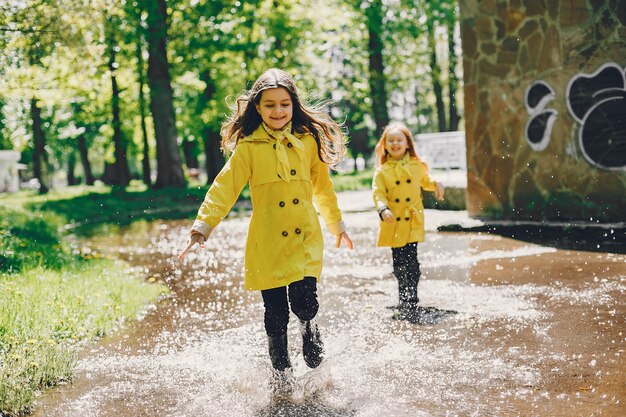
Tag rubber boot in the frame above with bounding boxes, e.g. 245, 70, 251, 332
268, 334, 294, 396
298, 318, 324, 368
397, 271, 421, 322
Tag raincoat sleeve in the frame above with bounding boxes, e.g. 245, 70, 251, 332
420, 161, 437, 192
372, 167, 389, 211
191, 144, 252, 239
311, 154, 345, 236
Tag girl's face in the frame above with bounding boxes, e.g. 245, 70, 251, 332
384, 129, 409, 160
255, 87, 293, 131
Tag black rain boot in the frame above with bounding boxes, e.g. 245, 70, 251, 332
298, 318, 324, 368
397, 271, 421, 322
268, 334, 294, 396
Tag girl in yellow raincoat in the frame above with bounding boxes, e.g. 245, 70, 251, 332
178, 68, 353, 392
372, 122, 444, 321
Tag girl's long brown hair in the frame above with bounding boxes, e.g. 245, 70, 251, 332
374, 122, 420, 166
220, 68, 346, 166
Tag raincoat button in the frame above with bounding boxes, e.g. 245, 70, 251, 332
406, 197, 410, 202
405, 217, 410, 221
293, 198, 299, 204
287, 142, 293, 148
290, 169, 296, 175
396, 217, 401, 221
406, 179, 411, 183
395, 198, 400, 202
395, 180, 400, 185
282, 231, 288, 237
279, 201, 285, 207
273, 144, 276, 149
295, 228, 301, 234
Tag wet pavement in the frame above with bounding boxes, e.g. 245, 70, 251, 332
32, 191, 626, 417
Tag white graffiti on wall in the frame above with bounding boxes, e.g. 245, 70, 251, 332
524, 62, 626, 171
524, 81, 558, 151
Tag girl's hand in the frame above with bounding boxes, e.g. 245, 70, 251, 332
336, 231, 354, 249
435, 182, 445, 201
381, 208, 394, 224
178, 233, 206, 259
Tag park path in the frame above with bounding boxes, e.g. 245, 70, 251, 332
32, 191, 625, 417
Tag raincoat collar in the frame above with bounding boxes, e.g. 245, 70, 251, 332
384, 153, 415, 178
243, 122, 305, 182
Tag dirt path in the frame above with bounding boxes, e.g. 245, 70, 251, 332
32, 204, 625, 417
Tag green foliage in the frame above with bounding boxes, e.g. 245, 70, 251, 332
0, 206, 76, 273
331, 168, 376, 192
0, 261, 167, 415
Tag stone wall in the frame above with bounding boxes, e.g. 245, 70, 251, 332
459, 0, 626, 221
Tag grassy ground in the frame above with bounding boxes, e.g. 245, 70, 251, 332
0, 190, 169, 415
0, 261, 166, 415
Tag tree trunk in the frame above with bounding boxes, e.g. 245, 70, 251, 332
145, 0, 185, 188
182, 139, 199, 170
447, 18, 460, 132
30, 98, 49, 194
107, 29, 131, 186
199, 70, 224, 184
77, 134, 95, 185
136, 39, 152, 187
365, 0, 390, 138
428, 23, 447, 132
67, 150, 77, 185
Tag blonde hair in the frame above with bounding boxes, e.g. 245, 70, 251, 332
374, 122, 419, 166
220, 68, 346, 167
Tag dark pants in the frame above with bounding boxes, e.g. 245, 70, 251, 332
261, 277, 319, 337
391, 242, 421, 305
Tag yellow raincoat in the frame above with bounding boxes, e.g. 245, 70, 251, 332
372, 154, 437, 247
191, 124, 345, 291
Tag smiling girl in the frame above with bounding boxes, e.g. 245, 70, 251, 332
178, 68, 353, 395
372, 122, 444, 321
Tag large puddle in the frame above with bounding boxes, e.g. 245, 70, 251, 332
32, 210, 626, 416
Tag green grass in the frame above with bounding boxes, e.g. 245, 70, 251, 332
0, 182, 209, 234
0, 260, 167, 415
0, 192, 169, 415
331, 169, 376, 192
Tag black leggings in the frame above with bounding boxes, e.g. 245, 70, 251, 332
391, 242, 421, 304
261, 277, 319, 337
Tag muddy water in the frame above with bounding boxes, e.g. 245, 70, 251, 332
32, 210, 625, 417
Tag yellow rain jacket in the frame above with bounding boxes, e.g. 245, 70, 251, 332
191, 124, 345, 291
372, 154, 437, 247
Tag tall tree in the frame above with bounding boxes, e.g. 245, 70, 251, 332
446, 9, 460, 131
363, 0, 390, 137
144, 0, 184, 188
105, 12, 131, 186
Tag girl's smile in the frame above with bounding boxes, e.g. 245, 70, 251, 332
384, 129, 409, 160
256, 87, 293, 131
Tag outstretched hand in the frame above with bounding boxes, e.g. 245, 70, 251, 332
336, 231, 354, 249
435, 182, 445, 201
178, 233, 206, 259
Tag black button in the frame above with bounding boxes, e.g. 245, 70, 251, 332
273, 144, 276, 149
406, 179, 411, 183
395, 180, 400, 185
282, 231, 288, 237
405, 217, 410, 221
396, 217, 401, 221
290, 169, 296, 175
395, 198, 400, 203
279, 201, 285, 207
295, 228, 301, 234
406, 198, 410, 202
287, 142, 293, 148
293, 198, 299, 204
